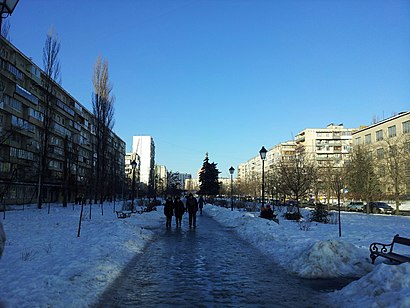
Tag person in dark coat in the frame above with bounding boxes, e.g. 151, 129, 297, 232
260, 205, 267, 219
174, 196, 185, 227
186, 193, 198, 228
265, 205, 275, 220
198, 196, 204, 215
164, 196, 174, 228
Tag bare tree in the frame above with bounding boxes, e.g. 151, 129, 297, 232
277, 154, 317, 215
37, 29, 61, 209
92, 56, 115, 204
378, 134, 410, 214
345, 145, 380, 213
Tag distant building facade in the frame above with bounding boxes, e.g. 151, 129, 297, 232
132, 136, 155, 190
178, 173, 192, 190
352, 111, 410, 197
154, 165, 167, 196
294, 123, 355, 168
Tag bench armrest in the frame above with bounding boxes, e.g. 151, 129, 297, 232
370, 241, 393, 255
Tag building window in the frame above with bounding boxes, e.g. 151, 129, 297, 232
11, 115, 34, 132
365, 134, 371, 144
10, 147, 34, 160
15, 84, 38, 105
388, 125, 396, 138
403, 121, 410, 134
0, 162, 11, 173
29, 108, 44, 122
376, 130, 383, 141
376, 148, 384, 159
355, 137, 362, 145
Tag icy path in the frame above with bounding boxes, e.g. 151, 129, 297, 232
94, 213, 328, 307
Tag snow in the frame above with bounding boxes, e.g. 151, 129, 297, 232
1, 201, 410, 307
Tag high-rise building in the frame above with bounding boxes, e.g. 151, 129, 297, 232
132, 136, 155, 188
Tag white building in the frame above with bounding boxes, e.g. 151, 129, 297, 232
295, 123, 355, 167
132, 136, 155, 187
178, 173, 192, 190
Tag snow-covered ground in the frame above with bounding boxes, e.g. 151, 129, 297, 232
0, 201, 409, 307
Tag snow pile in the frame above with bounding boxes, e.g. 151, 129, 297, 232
330, 263, 410, 307
290, 239, 372, 278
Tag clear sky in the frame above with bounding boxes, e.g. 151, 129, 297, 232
7, 0, 410, 178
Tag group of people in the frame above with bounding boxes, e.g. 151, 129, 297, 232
164, 194, 204, 228
260, 204, 276, 220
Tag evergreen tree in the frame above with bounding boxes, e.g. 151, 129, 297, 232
198, 153, 220, 196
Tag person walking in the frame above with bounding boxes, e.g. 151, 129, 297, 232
164, 196, 174, 228
198, 196, 204, 215
186, 193, 198, 228
174, 196, 185, 228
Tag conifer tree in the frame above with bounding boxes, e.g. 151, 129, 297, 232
198, 153, 220, 196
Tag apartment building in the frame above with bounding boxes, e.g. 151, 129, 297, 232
0, 37, 125, 204
352, 111, 410, 196
238, 141, 296, 183
295, 123, 355, 167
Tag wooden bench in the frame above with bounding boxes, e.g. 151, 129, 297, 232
369, 234, 410, 264
116, 211, 132, 219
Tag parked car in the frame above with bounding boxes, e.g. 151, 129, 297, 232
346, 201, 365, 212
368, 202, 394, 214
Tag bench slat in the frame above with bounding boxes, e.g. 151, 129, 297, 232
394, 236, 410, 246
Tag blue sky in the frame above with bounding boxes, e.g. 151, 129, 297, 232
7, 0, 410, 177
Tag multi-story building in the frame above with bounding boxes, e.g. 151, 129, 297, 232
132, 136, 155, 190
0, 37, 125, 204
237, 141, 296, 184
184, 178, 200, 193
295, 123, 355, 167
154, 165, 167, 196
178, 173, 192, 190
352, 111, 410, 197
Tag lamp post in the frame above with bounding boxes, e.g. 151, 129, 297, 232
131, 159, 137, 211
334, 176, 344, 237
229, 166, 235, 211
0, 0, 19, 35
259, 146, 267, 208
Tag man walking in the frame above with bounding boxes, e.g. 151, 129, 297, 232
186, 193, 198, 228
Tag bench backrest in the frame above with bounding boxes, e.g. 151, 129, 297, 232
394, 235, 410, 246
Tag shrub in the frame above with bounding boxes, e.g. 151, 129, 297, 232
284, 212, 302, 220
309, 205, 329, 223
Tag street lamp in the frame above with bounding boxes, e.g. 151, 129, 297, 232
334, 176, 344, 237
259, 146, 267, 208
0, 0, 19, 34
229, 166, 235, 211
131, 159, 137, 212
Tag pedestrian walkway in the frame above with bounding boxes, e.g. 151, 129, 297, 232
94, 213, 329, 307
